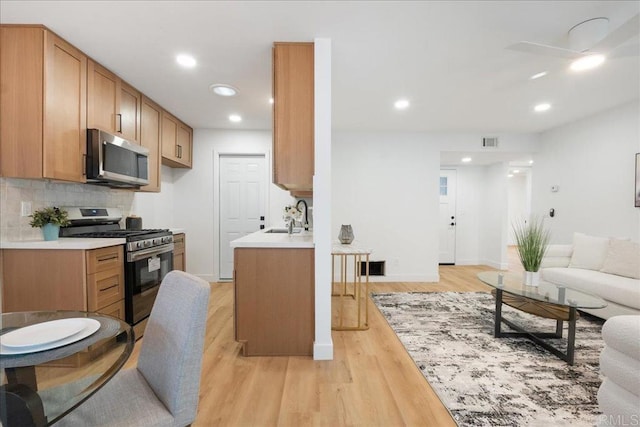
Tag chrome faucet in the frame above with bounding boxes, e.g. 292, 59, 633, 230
296, 199, 309, 231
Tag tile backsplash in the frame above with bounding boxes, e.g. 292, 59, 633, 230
1, 178, 135, 241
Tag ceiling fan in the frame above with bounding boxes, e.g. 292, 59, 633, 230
507, 13, 639, 71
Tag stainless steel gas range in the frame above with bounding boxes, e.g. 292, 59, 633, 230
61, 207, 173, 335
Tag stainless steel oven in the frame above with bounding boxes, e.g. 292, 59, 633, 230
125, 244, 173, 325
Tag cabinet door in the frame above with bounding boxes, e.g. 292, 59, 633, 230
272, 42, 314, 191
176, 122, 192, 167
161, 111, 178, 162
139, 96, 162, 192
120, 81, 141, 144
87, 60, 119, 134
43, 31, 87, 182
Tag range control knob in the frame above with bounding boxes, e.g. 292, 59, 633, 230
152, 238, 161, 245
144, 240, 152, 248
136, 242, 143, 249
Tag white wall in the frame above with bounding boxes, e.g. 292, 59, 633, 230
332, 132, 440, 282
531, 101, 640, 243
172, 129, 293, 281
454, 166, 485, 265
130, 166, 175, 228
507, 172, 529, 245
479, 162, 509, 269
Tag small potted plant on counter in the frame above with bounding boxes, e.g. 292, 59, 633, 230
512, 216, 551, 286
29, 206, 71, 241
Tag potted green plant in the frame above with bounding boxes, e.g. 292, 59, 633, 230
512, 216, 551, 286
29, 206, 70, 241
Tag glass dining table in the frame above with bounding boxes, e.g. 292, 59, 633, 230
0, 311, 134, 426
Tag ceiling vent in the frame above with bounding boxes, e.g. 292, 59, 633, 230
482, 137, 499, 148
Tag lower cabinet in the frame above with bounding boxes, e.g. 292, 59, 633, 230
234, 247, 314, 356
173, 233, 186, 271
2, 246, 125, 318
1, 245, 126, 366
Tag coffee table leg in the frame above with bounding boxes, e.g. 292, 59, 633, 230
567, 307, 577, 365
494, 288, 503, 337
555, 319, 563, 338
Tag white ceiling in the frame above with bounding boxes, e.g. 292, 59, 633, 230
1, 1, 639, 135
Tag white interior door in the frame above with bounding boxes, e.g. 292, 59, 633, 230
219, 155, 266, 279
439, 169, 457, 264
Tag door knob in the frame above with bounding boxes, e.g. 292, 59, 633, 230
450, 222, 456, 226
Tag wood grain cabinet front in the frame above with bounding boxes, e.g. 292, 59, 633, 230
1, 246, 126, 321
161, 111, 193, 168
272, 42, 314, 194
234, 247, 314, 356
138, 96, 163, 192
172, 233, 186, 271
87, 60, 142, 144
0, 25, 87, 183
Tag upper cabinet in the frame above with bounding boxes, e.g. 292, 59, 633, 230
139, 96, 163, 192
161, 111, 193, 168
272, 42, 314, 193
0, 25, 87, 183
87, 60, 141, 144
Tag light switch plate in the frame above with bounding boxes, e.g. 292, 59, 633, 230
21, 201, 32, 216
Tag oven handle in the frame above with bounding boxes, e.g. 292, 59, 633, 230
127, 243, 174, 262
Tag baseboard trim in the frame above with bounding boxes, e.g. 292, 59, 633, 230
368, 274, 439, 283
313, 341, 334, 360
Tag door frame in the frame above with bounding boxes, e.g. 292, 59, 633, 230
213, 150, 271, 281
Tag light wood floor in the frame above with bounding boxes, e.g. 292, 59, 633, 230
121, 262, 512, 427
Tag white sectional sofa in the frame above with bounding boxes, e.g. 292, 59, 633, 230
540, 233, 640, 320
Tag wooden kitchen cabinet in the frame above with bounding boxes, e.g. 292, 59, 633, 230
234, 247, 314, 356
139, 96, 163, 192
173, 233, 186, 271
87, 59, 141, 144
0, 25, 87, 183
272, 42, 314, 193
2, 246, 125, 320
161, 111, 193, 168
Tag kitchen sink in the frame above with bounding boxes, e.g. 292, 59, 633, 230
265, 228, 302, 234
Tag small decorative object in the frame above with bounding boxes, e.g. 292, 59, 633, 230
283, 205, 303, 234
29, 206, 70, 241
338, 224, 354, 244
512, 216, 551, 286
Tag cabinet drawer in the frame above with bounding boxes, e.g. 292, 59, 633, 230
173, 233, 185, 253
87, 268, 124, 311
97, 299, 125, 321
86, 246, 124, 274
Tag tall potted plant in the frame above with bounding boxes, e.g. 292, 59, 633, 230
512, 216, 551, 286
29, 207, 70, 241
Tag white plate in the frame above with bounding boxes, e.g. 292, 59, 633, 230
2, 318, 89, 348
0, 318, 101, 355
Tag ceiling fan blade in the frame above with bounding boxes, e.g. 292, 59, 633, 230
591, 13, 640, 53
506, 41, 582, 59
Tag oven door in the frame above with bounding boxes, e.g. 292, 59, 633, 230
125, 244, 174, 325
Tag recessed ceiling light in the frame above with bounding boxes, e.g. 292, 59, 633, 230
529, 160, 534, 165
530, 71, 548, 80
534, 103, 551, 112
269, 97, 274, 104
461, 157, 472, 163
512, 169, 520, 174
176, 54, 197, 68
508, 174, 514, 178
209, 84, 238, 97
570, 54, 605, 72
394, 99, 410, 110
229, 114, 242, 123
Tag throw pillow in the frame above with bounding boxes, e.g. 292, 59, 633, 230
568, 232, 610, 270
600, 239, 640, 279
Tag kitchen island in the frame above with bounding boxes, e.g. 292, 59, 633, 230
231, 228, 314, 356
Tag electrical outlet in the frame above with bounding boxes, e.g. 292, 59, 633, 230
21, 201, 32, 217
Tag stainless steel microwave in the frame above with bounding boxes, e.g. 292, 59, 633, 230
86, 129, 149, 188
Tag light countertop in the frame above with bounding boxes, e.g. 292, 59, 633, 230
1, 238, 126, 250
230, 228, 314, 249
170, 228, 186, 234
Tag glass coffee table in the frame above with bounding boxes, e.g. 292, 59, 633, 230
477, 271, 607, 365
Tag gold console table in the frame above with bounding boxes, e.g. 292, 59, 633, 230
331, 242, 372, 331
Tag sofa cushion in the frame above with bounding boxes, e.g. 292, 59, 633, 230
542, 267, 640, 310
601, 240, 640, 280
602, 315, 640, 359
569, 232, 610, 270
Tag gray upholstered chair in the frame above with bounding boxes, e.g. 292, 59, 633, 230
56, 270, 211, 427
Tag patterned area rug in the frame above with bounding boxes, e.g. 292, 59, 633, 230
372, 292, 605, 427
